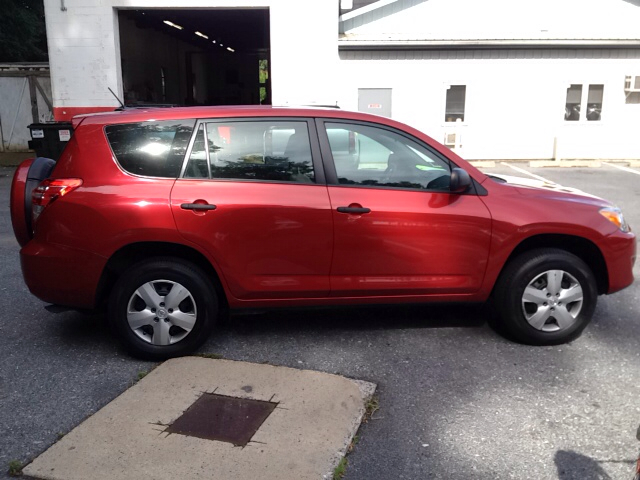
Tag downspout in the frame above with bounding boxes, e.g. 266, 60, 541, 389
0, 113, 5, 152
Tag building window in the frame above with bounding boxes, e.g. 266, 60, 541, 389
445, 85, 466, 122
564, 84, 603, 121
586, 85, 603, 121
564, 85, 582, 121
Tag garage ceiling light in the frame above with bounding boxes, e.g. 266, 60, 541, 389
163, 20, 183, 30
195, 31, 209, 39
212, 40, 216, 44
227, 47, 235, 52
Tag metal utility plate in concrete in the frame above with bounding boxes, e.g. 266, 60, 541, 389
24, 357, 376, 480
165, 392, 277, 446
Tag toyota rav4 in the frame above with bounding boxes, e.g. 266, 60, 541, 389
10, 106, 636, 359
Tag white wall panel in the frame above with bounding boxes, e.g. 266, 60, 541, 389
337, 49, 640, 159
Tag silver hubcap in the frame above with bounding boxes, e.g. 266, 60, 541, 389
521, 270, 584, 332
126, 280, 197, 346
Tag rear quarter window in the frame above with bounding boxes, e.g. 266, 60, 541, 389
105, 120, 195, 178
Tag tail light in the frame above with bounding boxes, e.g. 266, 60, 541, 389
32, 178, 82, 225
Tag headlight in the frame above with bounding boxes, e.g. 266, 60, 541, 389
599, 206, 630, 233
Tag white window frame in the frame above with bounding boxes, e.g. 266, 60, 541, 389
563, 82, 605, 123
442, 83, 468, 126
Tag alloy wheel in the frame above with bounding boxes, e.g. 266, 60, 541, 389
126, 279, 197, 345
521, 269, 584, 332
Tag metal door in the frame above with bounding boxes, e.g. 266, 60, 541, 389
358, 88, 392, 118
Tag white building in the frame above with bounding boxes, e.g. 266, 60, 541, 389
41, 0, 640, 160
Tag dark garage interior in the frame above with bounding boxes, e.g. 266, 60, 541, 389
117, 8, 270, 107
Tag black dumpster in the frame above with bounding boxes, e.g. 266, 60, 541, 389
28, 122, 74, 161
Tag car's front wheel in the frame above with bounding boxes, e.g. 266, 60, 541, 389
492, 248, 597, 345
109, 258, 218, 360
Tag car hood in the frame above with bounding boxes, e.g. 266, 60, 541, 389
486, 173, 610, 207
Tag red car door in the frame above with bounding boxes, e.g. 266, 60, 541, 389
319, 120, 492, 297
171, 119, 333, 300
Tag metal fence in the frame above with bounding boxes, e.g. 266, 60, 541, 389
0, 63, 53, 152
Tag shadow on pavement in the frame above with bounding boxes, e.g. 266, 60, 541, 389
554, 450, 635, 480
224, 302, 489, 335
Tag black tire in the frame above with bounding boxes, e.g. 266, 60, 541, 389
492, 248, 597, 346
109, 257, 218, 360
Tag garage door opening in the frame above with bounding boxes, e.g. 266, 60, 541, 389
117, 9, 270, 107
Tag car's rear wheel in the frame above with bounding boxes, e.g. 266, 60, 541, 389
492, 248, 597, 345
109, 258, 218, 360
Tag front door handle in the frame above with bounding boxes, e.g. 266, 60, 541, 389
337, 206, 371, 214
181, 203, 217, 211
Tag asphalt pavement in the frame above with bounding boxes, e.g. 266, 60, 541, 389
1, 163, 638, 480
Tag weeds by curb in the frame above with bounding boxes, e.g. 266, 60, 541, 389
193, 353, 224, 360
8, 460, 23, 477
333, 395, 379, 479
333, 457, 348, 480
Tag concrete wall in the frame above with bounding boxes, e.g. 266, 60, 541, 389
337, 49, 640, 160
43, 0, 340, 120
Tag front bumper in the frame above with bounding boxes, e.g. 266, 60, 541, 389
602, 229, 636, 294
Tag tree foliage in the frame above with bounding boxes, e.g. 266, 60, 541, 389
0, 0, 48, 62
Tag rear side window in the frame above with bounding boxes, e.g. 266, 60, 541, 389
105, 120, 196, 178
184, 120, 315, 183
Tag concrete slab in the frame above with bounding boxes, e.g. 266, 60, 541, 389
468, 160, 496, 168
23, 358, 376, 480
530, 160, 601, 168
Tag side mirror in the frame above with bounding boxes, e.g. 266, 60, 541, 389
450, 167, 471, 194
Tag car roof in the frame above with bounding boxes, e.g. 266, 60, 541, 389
73, 105, 390, 127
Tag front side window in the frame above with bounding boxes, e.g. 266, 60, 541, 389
106, 120, 195, 178
564, 84, 603, 121
184, 121, 315, 183
325, 122, 451, 191
445, 85, 466, 122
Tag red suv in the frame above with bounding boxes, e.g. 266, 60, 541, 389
10, 106, 636, 359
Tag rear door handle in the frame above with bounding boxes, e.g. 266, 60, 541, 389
181, 203, 217, 211
337, 206, 371, 214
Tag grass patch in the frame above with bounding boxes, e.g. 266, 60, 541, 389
333, 457, 348, 480
347, 434, 360, 454
364, 396, 380, 422
8, 460, 23, 476
129, 364, 159, 387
